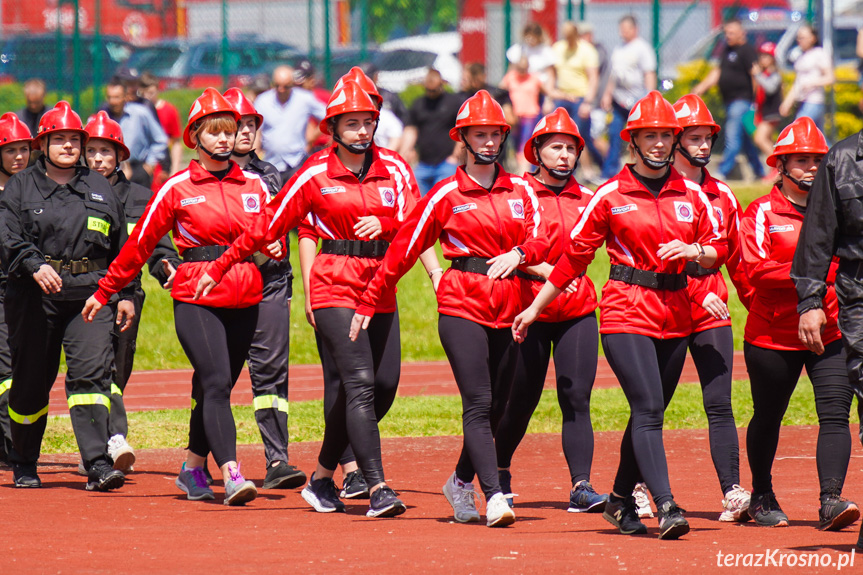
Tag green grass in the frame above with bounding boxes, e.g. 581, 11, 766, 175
41, 376, 858, 454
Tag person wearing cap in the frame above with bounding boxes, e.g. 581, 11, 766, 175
670, 94, 751, 522
221, 87, 306, 490
348, 89, 550, 528
195, 80, 417, 518
81, 110, 181, 476
752, 42, 783, 161
0, 101, 132, 491
0, 113, 33, 462
82, 88, 270, 506
740, 117, 859, 530
293, 60, 333, 156
513, 91, 726, 539
491, 108, 607, 513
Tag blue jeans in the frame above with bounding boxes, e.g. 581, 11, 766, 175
555, 98, 604, 167
602, 101, 629, 179
796, 101, 826, 134
719, 99, 764, 179
415, 160, 458, 197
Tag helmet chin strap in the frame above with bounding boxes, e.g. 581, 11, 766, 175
198, 141, 233, 162
232, 148, 255, 158
462, 129, 509, 165
632, 141, 675, 171
44, 153, 77, 171
534, 143, 578, 180
676, 133, 718, 168
781, 170, 813, 192
333, 133, 373, 154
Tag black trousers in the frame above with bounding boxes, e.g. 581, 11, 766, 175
108, 287, 145, 438
0, 282, 13, 458
602, 333, 689, 508
688, 326, 740, 495
744, 340, 853, 497
175, 301, 257, 468
6, 283, 115, 467
834, 270, 863, 444
439, 314, 518, 499
495, 313, 599, 485
247, 276, 292, 466
313, 307, 400, 487
316, 330, 356, 466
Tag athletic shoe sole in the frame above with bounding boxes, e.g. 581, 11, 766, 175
301, 485, 344, 513
602, 511, 648, 535
819, 506, 860, 531
366, 501, 407, 518
658, 521, 690, 540
752, 516, 789, 527
112, 450, 136, 474
442, 482, 480, 523
568, 499, 607, 513
174, 476, 215, 501
224, 482, 257, 506
14, 478, 41, 488
86, 473, 125, 492
262, 472, 306, 490
487, 510, 515, 528
340, 488, 370, 499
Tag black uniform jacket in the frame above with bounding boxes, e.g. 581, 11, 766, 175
245, 152, 293, 283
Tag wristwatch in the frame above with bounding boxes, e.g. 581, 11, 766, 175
693, 243, 706, 263
513, 246, 526, 265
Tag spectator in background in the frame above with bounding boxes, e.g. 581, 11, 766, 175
255, 65, 327, 183
294, 60, 332, 155
578, 21, 611, 163
600, 15, 656, 180
361, 63, 409, 124
248, 74, 272, 102
500, 56, 544, 173
549, 22, 602, 183
400, 68, 463, 196
506, 22, 556, 93
138, 72, 183, 191
104, 77, 168, 188
15, 79, 48, 140
459, 63, 516, 169
693, 18, 765, 181
780, 24, 833, 133
752, 42, 783, 162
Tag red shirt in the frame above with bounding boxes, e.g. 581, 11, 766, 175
519, 173, 598, 323
207, 145, 417, 313
549, 165, 726, 339
94, 160, 270, 308
155, 99, 181, 139
740, 186, 841, 350
355, 165, 550, 328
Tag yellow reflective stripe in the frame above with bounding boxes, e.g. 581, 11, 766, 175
111, 384, 123, 396
87, 217, 110, 236
67, 393, 110, 411
127, 221, 137, 236
278, 398, 289, 413
190, 398, 197, 410
8, 404, 49, 425
0, 379, 11, 396
253, 395, 289, 413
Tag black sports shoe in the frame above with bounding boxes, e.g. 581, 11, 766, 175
86, 459, 125, 492
262, 461, 307, 490
302, 473, 346, 513
602, 495, 648, 535
818, 495, 860, 531
340, 469, 370, 499
657, 500, 690, 540
12, 462, 40, 488
366, 485, 406, 518
498, 469, 513, 508
748, 492, 789, 527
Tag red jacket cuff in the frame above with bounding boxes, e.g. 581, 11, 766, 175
548, 261, 579, 290
206, 261, 225, 284
355, 303, 377, 318
94, 288, 111, 306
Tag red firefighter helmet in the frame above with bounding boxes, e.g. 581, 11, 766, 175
33, 101, 87, 151
621, 90, 681, 142
0, 112, 33, 148
523, 107, 584, 166
334, 67, 383, 107
673, 94, 720, 136
766, 116, 828, 167
183, 87, 241, 149
84, 110, 130, 162
222, 87, 263, 128
320, 80, 379, 136
449, 90, 510, 142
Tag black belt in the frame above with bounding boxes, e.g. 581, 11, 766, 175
685, 261, 721, 278
451, 256, 580, 281
516, 269, 585, 282
609, 264, 688, 291
44, 256, 107, 275
183, 245, 230, 262
320, 239, 389, 258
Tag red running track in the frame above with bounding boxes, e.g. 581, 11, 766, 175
46, 351, 750, 415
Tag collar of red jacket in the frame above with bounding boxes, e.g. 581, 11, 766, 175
768, 184, 805, 218
325, 144, 390, 181
699, 169, 723, 198
523, 171, 584, 198
188, 159, 247, 184
616, 163, 688, 197
455, 163, 514, 193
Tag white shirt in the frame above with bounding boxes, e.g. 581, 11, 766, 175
609, 37, 657, 109
374, 108, 404, 149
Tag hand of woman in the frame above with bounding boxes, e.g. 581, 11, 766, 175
194, 273, 218, 300
116, 299, 136, 332
354, 216, 383, 239
305, 298, 317, 329
487, 250, 521, 280
798, 308, 827, 355
161, 259, 176, 290
349, 312, 372, 342
265, 240, 284, 259
512, 306, 539, 342
701, 292, 729, 320
81, 295, 103, 323
657, 240, 699, 261
430, 269, 443, 293
34, 264, 62, 294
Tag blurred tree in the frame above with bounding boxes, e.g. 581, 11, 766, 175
354, 0, 458, 44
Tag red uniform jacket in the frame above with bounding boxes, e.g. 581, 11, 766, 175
740, 186, 841, 351
355, 165, 550, 328
549, 165, 726, 339
207, 145, 416, 313
518, 173, 598, 323
95, 160, 270, 308
686, 171, 748, 331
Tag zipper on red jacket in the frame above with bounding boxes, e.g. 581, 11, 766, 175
653, 190, 669, 336
216, 179, 240, 308
486, 187, 508, 328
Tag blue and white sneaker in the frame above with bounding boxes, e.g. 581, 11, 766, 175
568, 481, 608, 513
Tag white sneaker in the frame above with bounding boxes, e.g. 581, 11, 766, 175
486, 492, 516, 527
442, 472, 480, 523
719, 484, 751, 522
107, 435, 136, 473
633, 483, 654, 518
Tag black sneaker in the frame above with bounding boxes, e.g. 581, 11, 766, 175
657, 500, 690, 540
602, 496, 648, 535
366, 485, 406, 518
301, 473, 346, 513
12, 462, 40, 488
340, 469, 370, 499
86, 459, 125, 492
818, 495, 860, 531
569, 481, 608, 513
498, 469, 513, 508
262, 461, 307, 490
748, 492, 789, 527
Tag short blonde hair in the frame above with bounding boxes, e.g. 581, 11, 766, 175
190, 113, 237, 145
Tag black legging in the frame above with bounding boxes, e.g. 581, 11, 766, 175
744, 339, 853, 497
174, 301, 257, 468
313, 307, 400, 487
689, 326, 739, 495
439, 314, 518, 499
602, 333, 689, 508
495, 313, 599, 485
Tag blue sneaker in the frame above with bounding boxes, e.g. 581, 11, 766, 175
568, 481, 608, 513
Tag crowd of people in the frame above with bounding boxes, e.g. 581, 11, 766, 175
0, 17, 860, 548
